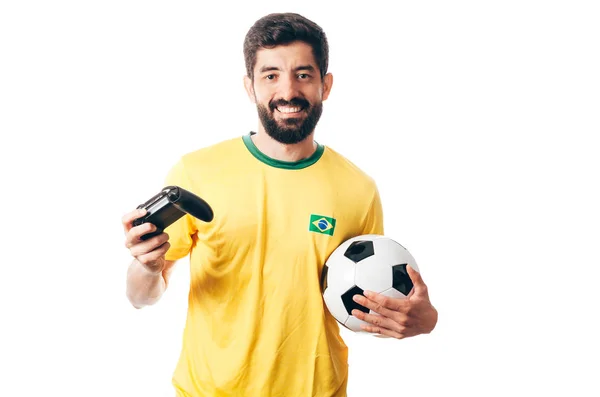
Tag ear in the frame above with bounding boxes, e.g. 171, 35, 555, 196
322, 73, 333, 101
243, 75, 256, 104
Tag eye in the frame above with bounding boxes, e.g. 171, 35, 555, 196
298, 73, 310, 79
265, 74, 276, 80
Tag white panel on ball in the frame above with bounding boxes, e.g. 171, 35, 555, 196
324, 256, 356, 289
373, 237, 419, 272
344, 314, 370, 333
354, 256, 394, 293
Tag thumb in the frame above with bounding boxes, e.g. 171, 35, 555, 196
406, 264, 428, 298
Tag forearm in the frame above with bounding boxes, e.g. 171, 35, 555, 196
126, 258, 166, 309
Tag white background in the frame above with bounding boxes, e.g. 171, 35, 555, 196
1, 0, 599, 396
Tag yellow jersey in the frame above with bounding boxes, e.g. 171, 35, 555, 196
163, 132, 384, 397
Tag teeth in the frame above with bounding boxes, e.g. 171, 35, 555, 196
277, 106, 301, 113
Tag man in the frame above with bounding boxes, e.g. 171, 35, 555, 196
122, 12, 437, 397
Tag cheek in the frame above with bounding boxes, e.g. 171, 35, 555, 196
305, 86, 322, 103
317, 86, 325, 100
253, 88, 272, 106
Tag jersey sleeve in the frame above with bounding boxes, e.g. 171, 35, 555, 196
362, 183, 385, 235
163, 157, 198, 261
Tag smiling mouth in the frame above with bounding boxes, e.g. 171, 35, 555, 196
275, 105, 305, 114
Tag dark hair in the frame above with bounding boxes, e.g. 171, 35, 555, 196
243, 13, 329, 81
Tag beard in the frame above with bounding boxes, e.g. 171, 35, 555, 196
256, 97, 323, 145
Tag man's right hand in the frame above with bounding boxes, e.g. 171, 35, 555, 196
122, 208, 171, 275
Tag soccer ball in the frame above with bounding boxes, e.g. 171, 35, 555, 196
320, 234, 419, 333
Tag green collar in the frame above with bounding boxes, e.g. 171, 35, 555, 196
242, 132, 324, 170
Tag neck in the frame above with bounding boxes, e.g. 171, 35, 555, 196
251, 127, 317, 162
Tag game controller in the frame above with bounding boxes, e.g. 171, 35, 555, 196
132, 185, 214, 240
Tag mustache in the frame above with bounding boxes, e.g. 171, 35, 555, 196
269, 97, 310, 112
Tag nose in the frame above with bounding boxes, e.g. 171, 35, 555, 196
278, 74, 300, 101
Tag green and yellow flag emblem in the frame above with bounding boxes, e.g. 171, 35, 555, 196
309, 214, 336, 236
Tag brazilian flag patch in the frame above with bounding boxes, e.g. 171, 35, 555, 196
309, 214, 336, 236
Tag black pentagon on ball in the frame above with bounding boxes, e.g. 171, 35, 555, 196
320, 264, 328, 291
392, 263, 414, 295
341, 285, 369, 316
344, 240, 375, 263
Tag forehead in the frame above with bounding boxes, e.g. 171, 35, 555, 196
254, 41, 317, 72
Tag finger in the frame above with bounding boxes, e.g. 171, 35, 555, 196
359, 323, 405, 339
122, 208, 146, 234
125, 222, 157, 249
352, 309, 407, 334
136, 241, 171, 267
130, 233, 170, 257
406, 264, 422, 284
359, 290, 407, 313
353, 293, 398, 316
407, 265, 429, 298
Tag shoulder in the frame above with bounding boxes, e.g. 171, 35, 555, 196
321, 145, 378, 190
164, 135, 246, 185
177, 135, 245, 169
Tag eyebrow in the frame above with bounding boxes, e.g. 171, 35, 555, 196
259, 65, 316, 74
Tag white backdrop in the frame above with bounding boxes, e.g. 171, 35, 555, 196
1, 1, 599, 396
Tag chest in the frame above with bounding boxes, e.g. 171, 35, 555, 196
201, 169, 368, 263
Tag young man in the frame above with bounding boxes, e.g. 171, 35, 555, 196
122, 12, 437, 397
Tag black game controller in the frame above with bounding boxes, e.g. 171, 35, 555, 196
132, 185, 214, 240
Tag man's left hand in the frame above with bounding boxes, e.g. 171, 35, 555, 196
351, 265, 438, 339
